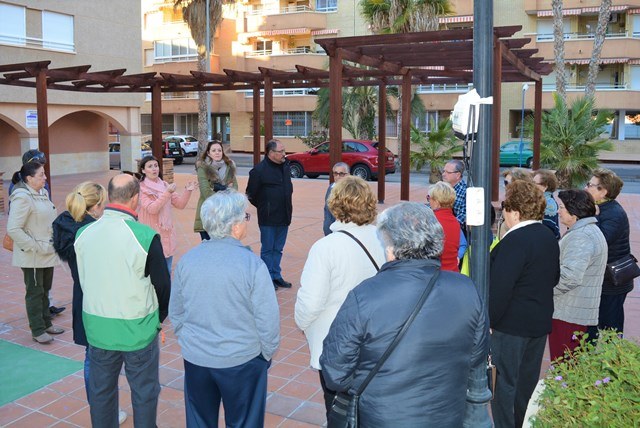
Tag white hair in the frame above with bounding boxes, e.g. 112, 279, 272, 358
201, 190, 247, 239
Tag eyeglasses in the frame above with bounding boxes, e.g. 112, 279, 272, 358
244, 212, 251, 222
442, 170, 459, 175
333, 171, 348, 177
426, 195, 431, 202
503, 180, 510, 187
585, 182, 601, 189
272, 149, 286, 154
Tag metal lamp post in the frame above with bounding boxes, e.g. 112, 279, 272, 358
205, 0, 212, 140
519, 83, 529, 167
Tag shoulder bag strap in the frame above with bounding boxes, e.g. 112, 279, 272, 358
337, 229, 380, 271
355, 269, 441, 396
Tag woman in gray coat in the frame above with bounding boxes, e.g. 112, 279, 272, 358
549, 190, 608, 361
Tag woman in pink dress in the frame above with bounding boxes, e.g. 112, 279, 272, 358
138, 155, 196, 271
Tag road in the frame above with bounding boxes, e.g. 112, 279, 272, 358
173, 154, 640, 194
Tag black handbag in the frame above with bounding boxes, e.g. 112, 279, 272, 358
327, 270, 441, 428
605, 254, 640, 287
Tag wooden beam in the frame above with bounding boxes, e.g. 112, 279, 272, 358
329, 49, 343, 171
0, 61, 49, 74
400, 71, 412, 201
151, 83, 163, 176
533, 80, 542, 170
264, 75, 273, 143
377, 84, 386, 204
253, 84, 261, 165
35, 68, 51, 194
224, 68, 263, 82
500, 41, 541, 81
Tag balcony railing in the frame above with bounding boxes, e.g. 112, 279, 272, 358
154, 54, 198, 63
416, 83, 474, 93
247, 5, 313, 16
0, 34, 75, 52
246, 46, 313, 57
242, 88, 317, 97
542, 83, 629, 91
536, 31, 628, 41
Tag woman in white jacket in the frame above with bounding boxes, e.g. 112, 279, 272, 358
294, 176, 385, 417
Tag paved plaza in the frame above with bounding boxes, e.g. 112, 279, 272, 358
1, 170, 638, 427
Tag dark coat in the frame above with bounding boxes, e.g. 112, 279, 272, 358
596, 199, 633, 295
489, 222, 560, 337
52, 211, 95, 347
320, 259, 489, 427
246, 157, 293, 226
322, 184, 335, 236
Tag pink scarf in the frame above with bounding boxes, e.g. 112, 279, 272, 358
140, 178, 173, 231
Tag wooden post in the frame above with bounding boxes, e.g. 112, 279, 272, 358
253, 84, 261, 165
377, 84, 387, 203
491, 38, 502, 202
264, 76, 273, 145
329, 49, 344, 175
151, 83, 163, 176
533, 80, 542, 170
35, 68, 51, 193
400, 72, 412, 201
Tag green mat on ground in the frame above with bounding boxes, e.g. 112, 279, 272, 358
0, 339, 83, 406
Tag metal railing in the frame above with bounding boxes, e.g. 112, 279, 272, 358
542, 83, 629, 91
154, 54, 198, 63
162, 92, 198, 100
416, 83, 474, 93
536, 31, 628, 41
242, 88, 317, 97
246, 46, 313, 57
247, 5, 313, 15
0, 34, 75, 52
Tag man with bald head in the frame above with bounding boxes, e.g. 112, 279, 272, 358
75, 173, 171, 427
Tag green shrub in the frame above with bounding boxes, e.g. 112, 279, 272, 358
531, 330, 640, 427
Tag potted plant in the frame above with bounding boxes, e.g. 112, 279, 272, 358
527, 330, 640, 427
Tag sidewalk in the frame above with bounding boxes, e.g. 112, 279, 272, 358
0, 171, 638, 427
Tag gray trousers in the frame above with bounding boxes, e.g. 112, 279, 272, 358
490, 330, 547, 428
88, 335, 160, 428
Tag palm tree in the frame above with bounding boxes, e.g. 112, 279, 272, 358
174, 0, 233, 152
585, 0, 612, 99
529, 94, 613, 188
409, 119, 462, 183
359, 0, 454, 164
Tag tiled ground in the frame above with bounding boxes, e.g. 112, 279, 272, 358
0, 169, 638, 427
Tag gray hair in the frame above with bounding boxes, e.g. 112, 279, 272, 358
201, 189, 248, 239
447, 159, 465, 174
377, 202, 444, 260
333, 162, 350, 173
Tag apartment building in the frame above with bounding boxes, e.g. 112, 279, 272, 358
0, 1, 145, 175
141, 0, 639, 155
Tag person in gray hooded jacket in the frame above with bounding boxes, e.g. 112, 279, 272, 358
549, 189, 607, 361
320, 202, 488, 427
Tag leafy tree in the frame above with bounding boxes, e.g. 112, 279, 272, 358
174, 0, 234, 152
527, 95, 613, 188
409, 119, 462, 183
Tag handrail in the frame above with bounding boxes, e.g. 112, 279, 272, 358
416, 83, 474, 93
536, 31, 628, 41
247, 5, 313, 16
0, 34, 75, 52
542, 83, 629, 91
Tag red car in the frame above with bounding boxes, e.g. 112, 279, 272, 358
286, 140, 396, 181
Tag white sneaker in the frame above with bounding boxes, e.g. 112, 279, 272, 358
118, 410, 128, 425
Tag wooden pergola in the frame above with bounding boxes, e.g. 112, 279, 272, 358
0, 25, 549, 201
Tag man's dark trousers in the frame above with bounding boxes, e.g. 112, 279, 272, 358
259, 225, 288, 281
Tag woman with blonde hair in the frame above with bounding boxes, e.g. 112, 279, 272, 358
295, 176, 385, 417
194, 140, 238, 240
428, 181, 466, 271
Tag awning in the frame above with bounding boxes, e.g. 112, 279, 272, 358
538, 6, 627, 16
311, 29, 339, 36
629, 8, 640, 14
629, 59, 640, 65
537, 8, 581, 17
439, 15, 473, 24
564, 57, 629, 65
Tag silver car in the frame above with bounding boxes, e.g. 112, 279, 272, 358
109, 141, 152, 169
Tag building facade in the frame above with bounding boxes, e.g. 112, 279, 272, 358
141, 0, 640, 156
0, 0, 145, 175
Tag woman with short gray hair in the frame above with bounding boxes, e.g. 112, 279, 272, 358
321, 201, 488, 426
170, 189, 280, 427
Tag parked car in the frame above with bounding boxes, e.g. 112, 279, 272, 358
162, 139, 184, 165
286, 140, 396, 181
499, 141, 533, 168
163, 135, 198, 156
109, 141, 152, 169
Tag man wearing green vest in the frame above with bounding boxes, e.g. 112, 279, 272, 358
75, 173, 171, 427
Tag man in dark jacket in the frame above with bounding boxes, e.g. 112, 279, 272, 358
246, 139, 294, 289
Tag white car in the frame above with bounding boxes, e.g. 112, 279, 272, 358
164, 135, 199, 156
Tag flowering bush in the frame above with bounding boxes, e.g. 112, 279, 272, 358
531, 330, 640, 427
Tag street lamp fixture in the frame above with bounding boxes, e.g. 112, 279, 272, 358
519, 83, 530, 167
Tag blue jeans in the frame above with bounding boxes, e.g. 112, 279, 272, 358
88, 336, 160, 428
184, 355, 269, 428
259, 225, 288, 280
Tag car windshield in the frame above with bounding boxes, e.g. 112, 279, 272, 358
185, 137, 198, 142
167, 142, 180, 149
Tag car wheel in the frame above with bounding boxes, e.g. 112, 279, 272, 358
352, 164, 372, 181
174, 157, 183, 165
290, 162, 304, 178
526, 157, 533, 168
306, 173, 320, 179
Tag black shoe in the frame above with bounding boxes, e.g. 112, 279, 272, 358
49, 306, 66, 315
272, 280, 279, 290
274, 278, 292, 289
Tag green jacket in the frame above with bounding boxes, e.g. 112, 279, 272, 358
75, 206, 170, 351
193, 159, 238, 232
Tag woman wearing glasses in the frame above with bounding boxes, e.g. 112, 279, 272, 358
169, 190, 279, 427
585, 168, 633, 334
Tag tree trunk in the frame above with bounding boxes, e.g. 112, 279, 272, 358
552, 0, 567, 103
585, 0, 612, 99
197, 52, 209, 154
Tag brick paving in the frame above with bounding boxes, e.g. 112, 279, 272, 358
0, 170, 638, 427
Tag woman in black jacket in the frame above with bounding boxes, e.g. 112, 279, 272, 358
320, 202, 488, 427
585, 168, 633, 333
